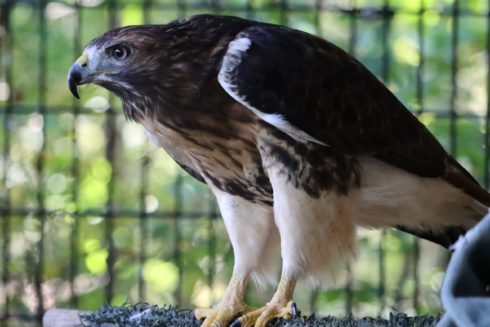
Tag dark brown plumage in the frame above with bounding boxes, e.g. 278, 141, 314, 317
68, 14, 490, 326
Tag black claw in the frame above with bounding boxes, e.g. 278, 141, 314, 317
291, 302, 300, 317
306, 313, 315, 321
230, 318, 241, 327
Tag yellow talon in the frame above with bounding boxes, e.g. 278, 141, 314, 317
194, 273, 251, 327
195, 304, 251, 327
197, 273, 299, 327
237, 300, 296, 327
194, 307, 215, 321
236, 273, 299, 327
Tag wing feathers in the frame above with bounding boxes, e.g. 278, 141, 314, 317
446, 156, 490, 207
219, 24, 451, 180
218, 36, 326, 145
218, 21, 490, 249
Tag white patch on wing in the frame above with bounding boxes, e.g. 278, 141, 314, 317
209, 185, 279, 287
229, 37, 251, 52
355, 157, 483, 232
218, 37, 326, 146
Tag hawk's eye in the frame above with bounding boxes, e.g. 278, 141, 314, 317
109, 45, 131, 60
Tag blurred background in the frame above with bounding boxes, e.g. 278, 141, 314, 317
0, 0, 489, 326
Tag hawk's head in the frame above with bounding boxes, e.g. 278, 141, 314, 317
68, 25, 167, 98
68, 16, 253, 120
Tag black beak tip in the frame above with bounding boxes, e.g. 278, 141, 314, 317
68, 71, 81, 99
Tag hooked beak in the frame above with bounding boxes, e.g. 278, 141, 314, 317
67, 54, 90, 99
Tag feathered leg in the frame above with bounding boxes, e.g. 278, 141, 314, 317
236, 138, 357, 327
195, 187, 277, 327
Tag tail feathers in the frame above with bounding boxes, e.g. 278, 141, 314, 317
398, 156, 490, 249
397, 199, 488, 249
472, 199, 489, 217
359, 156, 489, 249
445, 156, 490, 207
396, 225, 467, 249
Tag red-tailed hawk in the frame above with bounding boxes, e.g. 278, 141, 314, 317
68, 14, 490, 327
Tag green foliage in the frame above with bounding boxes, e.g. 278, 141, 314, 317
0, 0, 488, 323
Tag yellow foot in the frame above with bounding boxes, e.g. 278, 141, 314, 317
195, 303, 252, 327
233, 301, 300, 327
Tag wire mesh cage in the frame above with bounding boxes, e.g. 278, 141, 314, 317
1, 0, 489, 326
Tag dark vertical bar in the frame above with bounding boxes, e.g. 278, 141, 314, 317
378, 0, 393, 314
207, 196, 216, 303
412, 0, 426, 313
173, 173, 183, 306
279, 0, 288, 25
173, 0, 185, 307
104, 0, 119, 303
308, 290, 318, 315
104, 108, 117, 304
307, 0, 323, 314
137, 0, 152, 301
485, 0, 490, 189
344, 0, 358, 316
0, 0, 13, 324
380, 1, 392, 81
35, 0, 48, 321
378, 234, 386, 313
313, 0, 322, 36
210, 0, 220, 14
177, 0, 186, 17
245, 0, 253, 19
449, 0, 459, 156
415, 0, 425, 116
412, 237, 420, 312
344, 264, 354, 315
393, 245, 411, 310
137, 154, 150, 300
348, 0, 358, 56
69, 0, 82, 308
143, 0, 152, 23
